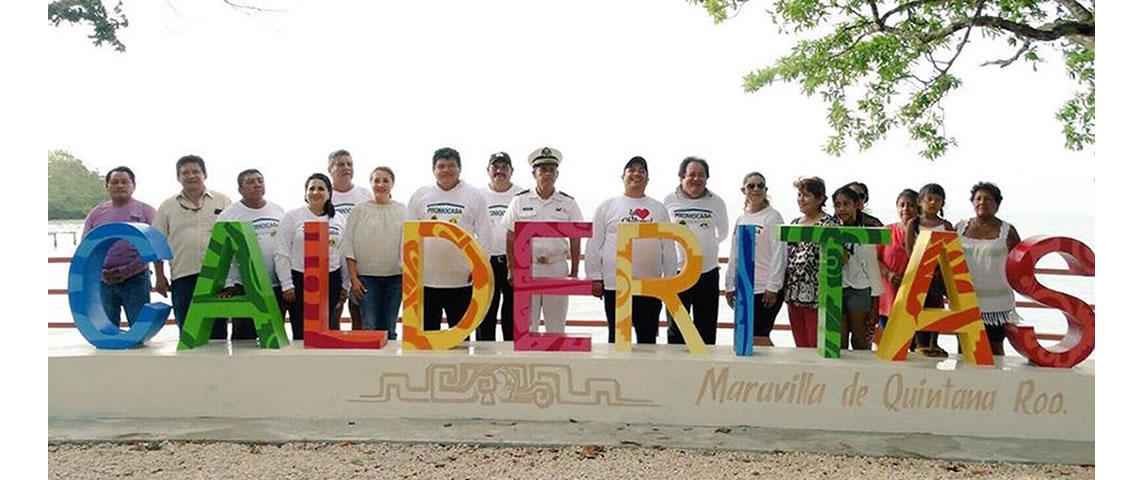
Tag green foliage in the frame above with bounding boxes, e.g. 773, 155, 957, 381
48, 0, 129, 52
48, 150, 107, 220
694, 0, 1095, 159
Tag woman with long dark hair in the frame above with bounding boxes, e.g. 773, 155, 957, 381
904, 183, 954, 357
274, 173, 348, 340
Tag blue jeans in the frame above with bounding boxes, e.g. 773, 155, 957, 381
100, 270, 151, 328
358, 274, 402, 339
171, 274, 199, 330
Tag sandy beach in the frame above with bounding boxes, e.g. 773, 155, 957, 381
48, 442, 1093, 480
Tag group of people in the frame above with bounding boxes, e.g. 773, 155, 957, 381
82, 148, 1021, 356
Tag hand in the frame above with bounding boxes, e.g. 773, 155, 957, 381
217, 285, 244, 299
282, 288, 296, 305
889, 272, 902, 290
100, 269, 123, 284
761, 290, 778, 308
338, 289, 349, 305
725, 290, 735, 309
591, 280, 604, 298
350, 278, 367, 300
154, 275, 170, 298
841, 249, 851, 265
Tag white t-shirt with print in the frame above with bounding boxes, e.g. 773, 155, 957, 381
481, 184, 526, 256
406, 180, 492, 288
217, 200, 286, 287
585, 194, 678, 290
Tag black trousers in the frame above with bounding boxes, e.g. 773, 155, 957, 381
603, 290, 663, 344
667, 267, 720, 345
424, 286, 474, 332
287, 269, 342, 341
477, 255, 513, 341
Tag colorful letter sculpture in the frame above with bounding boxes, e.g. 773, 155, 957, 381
779, 225, 891, 358
1005, 236, 1095, 368
615, 223, 707, 354
877, 230, 993, 366
511, 221, 593, 351
68, 222, 172, 349
733, 225, 757, 357
302, 222, 387, 349
401, 221, 493, 350
178, 222, 289, 350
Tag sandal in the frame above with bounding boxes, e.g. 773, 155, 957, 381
918, 345, 949, 358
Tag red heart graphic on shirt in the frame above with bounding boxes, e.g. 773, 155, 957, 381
634, 208, 650, 219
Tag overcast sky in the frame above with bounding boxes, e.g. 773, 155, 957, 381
42, 0, 1095, 228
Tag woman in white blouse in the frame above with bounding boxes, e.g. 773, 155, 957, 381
343, 167, 407, 340
275, 173, 348, 340
724, 172, 787, 347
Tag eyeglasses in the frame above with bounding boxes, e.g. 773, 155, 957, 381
744, 183, 766, 190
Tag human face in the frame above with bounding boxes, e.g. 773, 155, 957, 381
920, 193, 944, 218
433, 158, 461, 189
306, 179, 330, 210
488, 161, 512, 184
371, 170, 394, 200
834, 193, 857, 224
741, 175, 767, 208
972, 189, 999, 218
106, 171, 135, 203
178, 163, 205, 191
896, 195, 918, 224
680, 162, 707, 198
328, 155, 354, 186
532, 164, 558, 191
622, 164, 648, 194
238, 172, 265, 203
797, 189, 823, 215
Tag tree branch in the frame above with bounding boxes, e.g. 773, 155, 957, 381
980, 39, 1031, 68
920, 15, 1093, 44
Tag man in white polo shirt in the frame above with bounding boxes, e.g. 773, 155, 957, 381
216, 168, 286, 340
504, 147, 583, 335
407, 147, 493, 332
328, 149, 370, 330
154, 155, 232, 336
478, 152, 525, 341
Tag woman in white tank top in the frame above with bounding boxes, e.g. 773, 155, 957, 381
956, 182, 1022, 356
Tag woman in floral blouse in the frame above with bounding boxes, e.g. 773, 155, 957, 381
783, 176, 839, 348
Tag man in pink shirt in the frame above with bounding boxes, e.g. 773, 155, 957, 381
81, 166, 158, 327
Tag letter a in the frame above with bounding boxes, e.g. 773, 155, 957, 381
877, 230, 993, 366
179, 221, 289, 349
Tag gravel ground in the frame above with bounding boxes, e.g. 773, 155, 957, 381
48, 442, 1094, 479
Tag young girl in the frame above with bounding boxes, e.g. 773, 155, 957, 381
724, 172, 786, 347
877, 189, 918, 334
832, 186, 882, 350
904, 183, 954, 358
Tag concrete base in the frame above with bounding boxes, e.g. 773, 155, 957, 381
49, 331, 1093, 461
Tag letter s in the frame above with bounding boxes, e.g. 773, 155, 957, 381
1005, 236, 1094, 368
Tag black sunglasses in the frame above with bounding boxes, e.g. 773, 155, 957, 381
744, 183, 766, 190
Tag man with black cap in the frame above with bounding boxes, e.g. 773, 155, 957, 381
407, 147, 493, 333
585, 156, 678, 344
503, 147, 584, 336
478, 152, 525, 341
